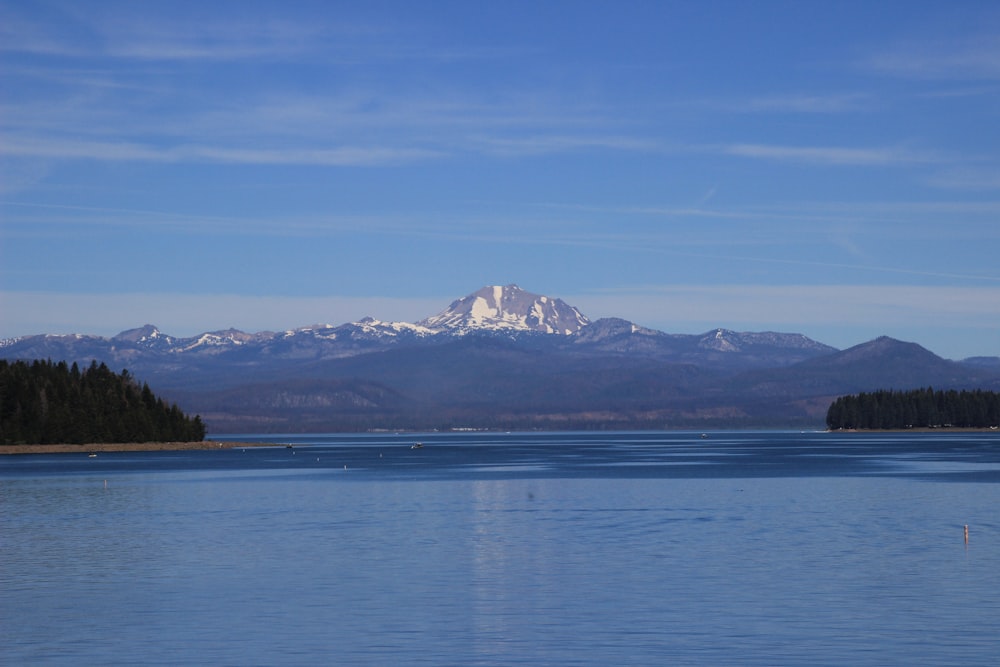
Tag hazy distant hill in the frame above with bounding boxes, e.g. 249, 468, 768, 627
3, 285, 999, 432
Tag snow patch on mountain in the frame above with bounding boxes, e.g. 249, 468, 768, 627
177, 329, 258, 351
419, 284, 590, 334
697, 328, 835, 353
702, 329, 740, 352
113, 325, 173, 346
347, 317, 436, 337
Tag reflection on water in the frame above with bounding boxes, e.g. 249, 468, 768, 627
2, 431, 999, 665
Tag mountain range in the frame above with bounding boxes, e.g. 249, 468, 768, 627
4, 284, 999, 432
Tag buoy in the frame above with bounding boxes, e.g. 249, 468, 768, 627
104, 479, 108, 489
964, 525, 969, 544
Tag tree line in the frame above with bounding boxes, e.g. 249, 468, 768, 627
0, 359, 205, 445
826, 387, 1000, 430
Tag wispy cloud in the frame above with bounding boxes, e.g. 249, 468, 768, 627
927, 167, 1000, 190
0, 201, 435, 238
868, 35, 1000, 80
0, 4, 365, 62
532, 198, 1000, 231
99, 18, 332, 61
0, 4, 528, 67
0, 83, 645, 165
0, 135, 443, 166
721, 143, 941, 166
154, 91, 607, 143
0, 7, 83, 58
739, 92, 873, 114
471, 134, 657, 157
1, 4, 650, 168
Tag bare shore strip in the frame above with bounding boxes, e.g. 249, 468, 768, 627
0, 441, 277, 455
5, 427, 996, 455
832, 427, 999, 433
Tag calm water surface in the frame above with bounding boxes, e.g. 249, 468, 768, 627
2, 431, 999, 665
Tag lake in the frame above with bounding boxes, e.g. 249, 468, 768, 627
2, 431, 999, 665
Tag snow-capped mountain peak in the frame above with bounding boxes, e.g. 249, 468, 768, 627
418, 284, 590, 334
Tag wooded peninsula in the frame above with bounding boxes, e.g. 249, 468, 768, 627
1, 359, 205, 446
826, 387, 1000, 430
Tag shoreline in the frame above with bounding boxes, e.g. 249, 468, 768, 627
830, 427, 999, 433
0, 441, 277, 455
4, 427, 997, 455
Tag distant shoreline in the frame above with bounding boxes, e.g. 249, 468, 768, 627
830, 427, 999, 433
4, 427, 997, 455
0, 441, 277, 455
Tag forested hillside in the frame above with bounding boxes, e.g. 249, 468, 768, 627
826, 388, 1000, 430
0, 359, 205, 445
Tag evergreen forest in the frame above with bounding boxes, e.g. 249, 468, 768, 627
826, 387, 1000, 430
0, 359, 206, 445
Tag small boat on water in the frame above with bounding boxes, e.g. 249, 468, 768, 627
411, 443, 424, 449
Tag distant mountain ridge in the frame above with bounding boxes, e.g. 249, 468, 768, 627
0, 284, 836, 367
3, 285, 999, 432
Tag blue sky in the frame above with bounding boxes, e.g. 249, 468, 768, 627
2, 1, 999, 359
